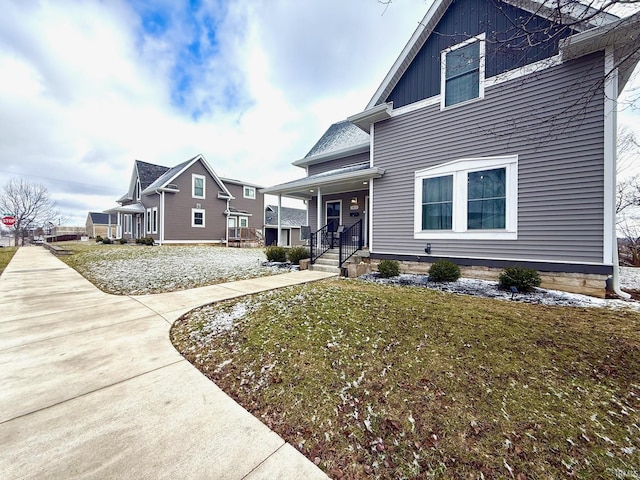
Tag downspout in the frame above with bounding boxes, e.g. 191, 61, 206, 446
604, 47, 630, 299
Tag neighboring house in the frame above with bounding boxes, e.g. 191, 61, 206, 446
263, 0, 640, 297
106, 155, 264, 245
264, 205, 308, 247
86, 212, 116, 238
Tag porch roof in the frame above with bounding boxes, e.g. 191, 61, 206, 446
104, 203, 146, 214
261, 163, 385, 199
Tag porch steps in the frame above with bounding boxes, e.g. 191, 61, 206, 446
309, 249, 368, 275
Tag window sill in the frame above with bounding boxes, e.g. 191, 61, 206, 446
414, 230, 517, 240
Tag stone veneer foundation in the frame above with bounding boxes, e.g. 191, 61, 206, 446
366, 259, 609, 298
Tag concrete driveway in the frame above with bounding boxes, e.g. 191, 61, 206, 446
0, 247, 334, 479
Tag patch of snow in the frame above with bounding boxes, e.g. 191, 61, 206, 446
359, 273, 640, 310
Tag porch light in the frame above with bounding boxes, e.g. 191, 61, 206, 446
363, 181, 368, 185
351, 197, 358, 204
310, 189, 314, 192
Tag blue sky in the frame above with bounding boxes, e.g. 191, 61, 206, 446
0, 0, 638, 226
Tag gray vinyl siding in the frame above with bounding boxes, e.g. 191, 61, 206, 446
224, 182, 265, 227
372, 53, 606, 265
162, 162, 228, 241
307, 152, 370, 176
308, 190, 368, 233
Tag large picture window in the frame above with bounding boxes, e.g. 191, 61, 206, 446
441, 35, 485, 109
414, 155, 517, 240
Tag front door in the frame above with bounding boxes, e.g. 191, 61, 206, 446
326, 200, 341, 233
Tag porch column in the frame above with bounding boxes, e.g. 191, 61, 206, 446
277, 194, 282, 247
316, 188, 322, 231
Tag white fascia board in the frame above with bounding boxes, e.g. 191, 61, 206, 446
347, 103, 393, 132
366, 0, 450, 109
560, 11, 640, 61
291, 143, 370, 167
262, 167, 385, 196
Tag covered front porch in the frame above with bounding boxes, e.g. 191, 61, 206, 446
262, 162, 384, 269
104, 203, 146, 241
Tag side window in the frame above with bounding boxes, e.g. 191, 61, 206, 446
441, 35, 485, 109
193, 174, 205, 199
243, 186, 256, 199
192, 208, 205, 228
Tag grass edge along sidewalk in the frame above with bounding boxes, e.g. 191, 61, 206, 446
171, 279, 640, 480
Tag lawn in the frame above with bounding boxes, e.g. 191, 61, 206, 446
57, 242, 284, 295
171, 279, 640, 479
0, 246, 18, 275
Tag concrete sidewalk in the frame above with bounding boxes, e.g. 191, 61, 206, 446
0, 247, 334, 479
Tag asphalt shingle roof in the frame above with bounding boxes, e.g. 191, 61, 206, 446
265, 205, 307, 227
305, 121, 369, 159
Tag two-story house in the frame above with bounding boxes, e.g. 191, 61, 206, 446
263, 0, 640, 296
107, 155, 264, 245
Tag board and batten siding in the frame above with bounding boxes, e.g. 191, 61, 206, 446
307, 152, 370, 176
372, 52, 606, 265
162, 161, 228, 241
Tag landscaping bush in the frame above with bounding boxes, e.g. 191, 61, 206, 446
499, 266, 541, 292
95, 235, 103, 243
118, 238, 128, 245
101, 237, 112, 244
377, 259, 400, 278
428, 259, 461, 282
265, 245, 287, 263
136, 237, 155, 246
287, 246, 309, 265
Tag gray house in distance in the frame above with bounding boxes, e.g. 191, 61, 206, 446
107, 155, 264, 245
263, 0, 640, 297
85, 212, 116, 238
264, 205, 307, 247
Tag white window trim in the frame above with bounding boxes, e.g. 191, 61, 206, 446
440, 33, 486, 111
414, 155, 518, 240
146, 208, 152, 234
239, 216, 249, 228
123, 214, 132, 235
243, 186, 256, 199
192, 174, 206, 199
152, 207, 158, 234
191, 208, 205, 228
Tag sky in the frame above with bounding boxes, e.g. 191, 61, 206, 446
0, 0, 639, 227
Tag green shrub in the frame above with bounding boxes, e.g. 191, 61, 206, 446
95, 235, 103, 243
428, 259, 461, 282
287, 246, 309, 265
136, 237, 155, 246
378, 259, 401, 278
265, 245, 287, 262
102, 237, 112, 244
499, 266, 541, 292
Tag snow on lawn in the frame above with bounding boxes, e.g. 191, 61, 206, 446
620, 266, 640, 291
360, 271, 640, 310
80, 246, 285, 295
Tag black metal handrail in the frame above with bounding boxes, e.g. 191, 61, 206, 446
339, 219, 363, 267
309, 223, 332, 264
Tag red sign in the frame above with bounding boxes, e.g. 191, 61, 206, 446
1, 216, 16, 227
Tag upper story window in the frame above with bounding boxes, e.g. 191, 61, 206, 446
414, 155, 517, 240
243, 186, 256, 199
192, 174, 205, 199
441, 35, 485, 109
